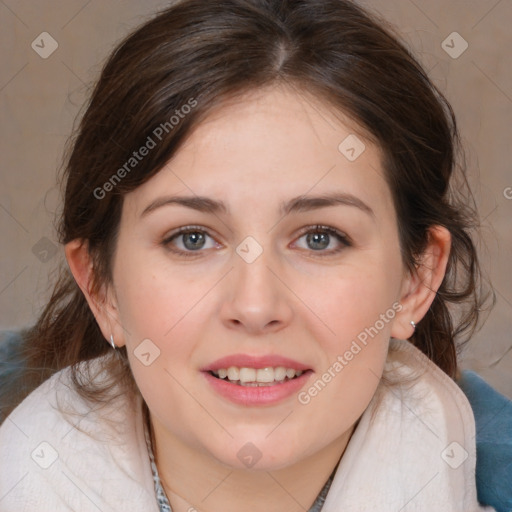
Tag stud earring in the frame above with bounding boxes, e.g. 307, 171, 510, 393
109, 334, 116, 349
410, 320, 416, 331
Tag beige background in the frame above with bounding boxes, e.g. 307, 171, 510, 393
0, 1, 511, 398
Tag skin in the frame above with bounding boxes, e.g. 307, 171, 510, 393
67, 83, 451, 512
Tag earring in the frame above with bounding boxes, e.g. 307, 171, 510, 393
109, 334, 116, 349
410, 320, 416, 331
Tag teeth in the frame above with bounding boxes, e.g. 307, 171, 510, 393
227, 366, 239, 381
256, 367, 274, 383
239, 367, 256, 383
212, 366, 305, 384
274, 367, 287, 381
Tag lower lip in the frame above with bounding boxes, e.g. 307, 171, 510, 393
202, 371, 312, 406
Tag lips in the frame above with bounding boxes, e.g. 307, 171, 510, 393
201, 354, 311, 373
201, 354, 313, 406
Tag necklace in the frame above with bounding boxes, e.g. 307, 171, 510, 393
143, 406, 336, 512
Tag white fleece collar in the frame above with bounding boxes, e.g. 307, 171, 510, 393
321, 338, 494, 512
0, 339, 494, 511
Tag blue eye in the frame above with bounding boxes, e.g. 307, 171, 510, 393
293, 225, 351, 254
162, 226, 219, 257
162, 224, 351, 258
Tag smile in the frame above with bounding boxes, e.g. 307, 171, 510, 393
203, 368, 312, 406
210, 366, 304, 386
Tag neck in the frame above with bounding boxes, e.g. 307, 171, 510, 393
150, 417, 356, 512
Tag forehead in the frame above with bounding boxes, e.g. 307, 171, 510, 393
124, 84, 395, 222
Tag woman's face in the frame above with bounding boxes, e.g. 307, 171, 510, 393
109, 85, 409, 470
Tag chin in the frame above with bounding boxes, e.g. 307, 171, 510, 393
206, 437, 303, 472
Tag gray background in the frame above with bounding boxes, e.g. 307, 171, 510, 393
1, 0, 511, 398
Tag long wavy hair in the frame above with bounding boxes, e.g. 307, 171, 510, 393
5, 0, 494, 416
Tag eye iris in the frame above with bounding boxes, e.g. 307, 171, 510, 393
307, 232, 330, 250
183, 232, 205, 250
177, 229, 336, 252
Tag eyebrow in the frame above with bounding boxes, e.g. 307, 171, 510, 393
140, 192, 375, 219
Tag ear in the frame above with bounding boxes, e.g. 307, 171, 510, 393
391, 225, 451, 340
64, 239, 126, 348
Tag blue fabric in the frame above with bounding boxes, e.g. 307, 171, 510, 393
0, 330, 30, 423
0, 330, 27, 378
456, 369, 512, 512
0, 331, 511, 509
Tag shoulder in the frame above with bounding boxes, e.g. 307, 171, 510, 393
456, 369, 512, 512
381, 338, 477, 439
0, 359, 158, 511
325, 338, 493, 511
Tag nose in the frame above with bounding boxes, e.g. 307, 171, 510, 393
219, 245, 294, 335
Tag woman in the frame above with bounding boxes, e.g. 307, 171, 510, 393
0, 0, 496, 510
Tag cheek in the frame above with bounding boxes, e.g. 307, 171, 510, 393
296, 282, 395, 445
309, 279, 393, 398
294, 256, 401, 415
113, 249, 211, 344
301, 259, 401, 347
118, 272, 209, 445
112, 257, 211, 420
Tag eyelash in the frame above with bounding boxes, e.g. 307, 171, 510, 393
161, 224, 352, 258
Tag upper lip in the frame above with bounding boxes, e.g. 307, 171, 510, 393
201, 354, 311, 372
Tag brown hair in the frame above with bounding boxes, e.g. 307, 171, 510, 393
10, 0, 493, 412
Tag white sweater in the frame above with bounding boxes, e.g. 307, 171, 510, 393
0, 338, 495, 511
